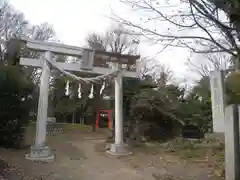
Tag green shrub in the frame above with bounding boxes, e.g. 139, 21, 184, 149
225, 71, 240, 104
0, 65, 34, 148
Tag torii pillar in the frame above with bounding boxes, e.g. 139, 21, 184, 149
107, 65, 132, 156
25, 51, 54, 162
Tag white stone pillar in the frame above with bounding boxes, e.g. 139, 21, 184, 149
35, 52, 51, 146
25, 51, 54, 162
114, 72, 124, 145
210, 70, 225, 133
107, 64, 131, 156
225, 105, 240, 180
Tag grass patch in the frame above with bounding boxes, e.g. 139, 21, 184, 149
162, 138, 224, 159
130, 137, 225, 179
161, 138, 225, 179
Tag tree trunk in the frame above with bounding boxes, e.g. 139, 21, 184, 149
64, 114, 67, 123
72, 111, 75, 124
91, 111, 96, 132
91, 83, 102, 132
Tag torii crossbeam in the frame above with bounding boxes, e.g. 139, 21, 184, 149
17, 38, 140, 161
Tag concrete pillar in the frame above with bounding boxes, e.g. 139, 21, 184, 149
114, 72, 124, 144
25, 51, 54, 162
210, 70, 225, 133
225, 105, 240, 180
35, 53, 50, 146
107, 65, 131, 156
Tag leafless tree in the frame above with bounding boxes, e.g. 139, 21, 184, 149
155, 64, 173, 86
86, 25, 173, 81
25, 23, 56, 85
87, 25, 173, 84
137, 56, 173, 87
0, 2, 56, 61
86, 33, 107, 51
0, 1, 56, 88
28, 22, 56, 41
113, 0, 240, 69
0, 2, 55, 41
0, 2, 28, 41
187, 52, 232, 77
138, 57, 156, 78
86, 24, 140, 54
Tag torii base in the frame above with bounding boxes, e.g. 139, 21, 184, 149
25, 145, 54, 162
107, 143, 132, 156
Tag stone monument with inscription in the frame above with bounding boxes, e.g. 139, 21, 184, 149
210, 70, 225, 133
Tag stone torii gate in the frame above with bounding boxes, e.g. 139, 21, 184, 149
17, 38, 140, 161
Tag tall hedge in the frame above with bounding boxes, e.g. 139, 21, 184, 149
0, 65, 34, 148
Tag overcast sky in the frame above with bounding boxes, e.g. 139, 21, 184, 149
8, 0, 200, 85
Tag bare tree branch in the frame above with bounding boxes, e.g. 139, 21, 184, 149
86, 24, 140, 55
113, 0, 240, 62
187, 52, 231, 76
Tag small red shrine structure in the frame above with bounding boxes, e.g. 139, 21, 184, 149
95, 109, 112, 129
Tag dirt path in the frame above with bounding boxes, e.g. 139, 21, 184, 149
76, 138, 209, 180
0, 130, 216, 180
71, 139, 143, 180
